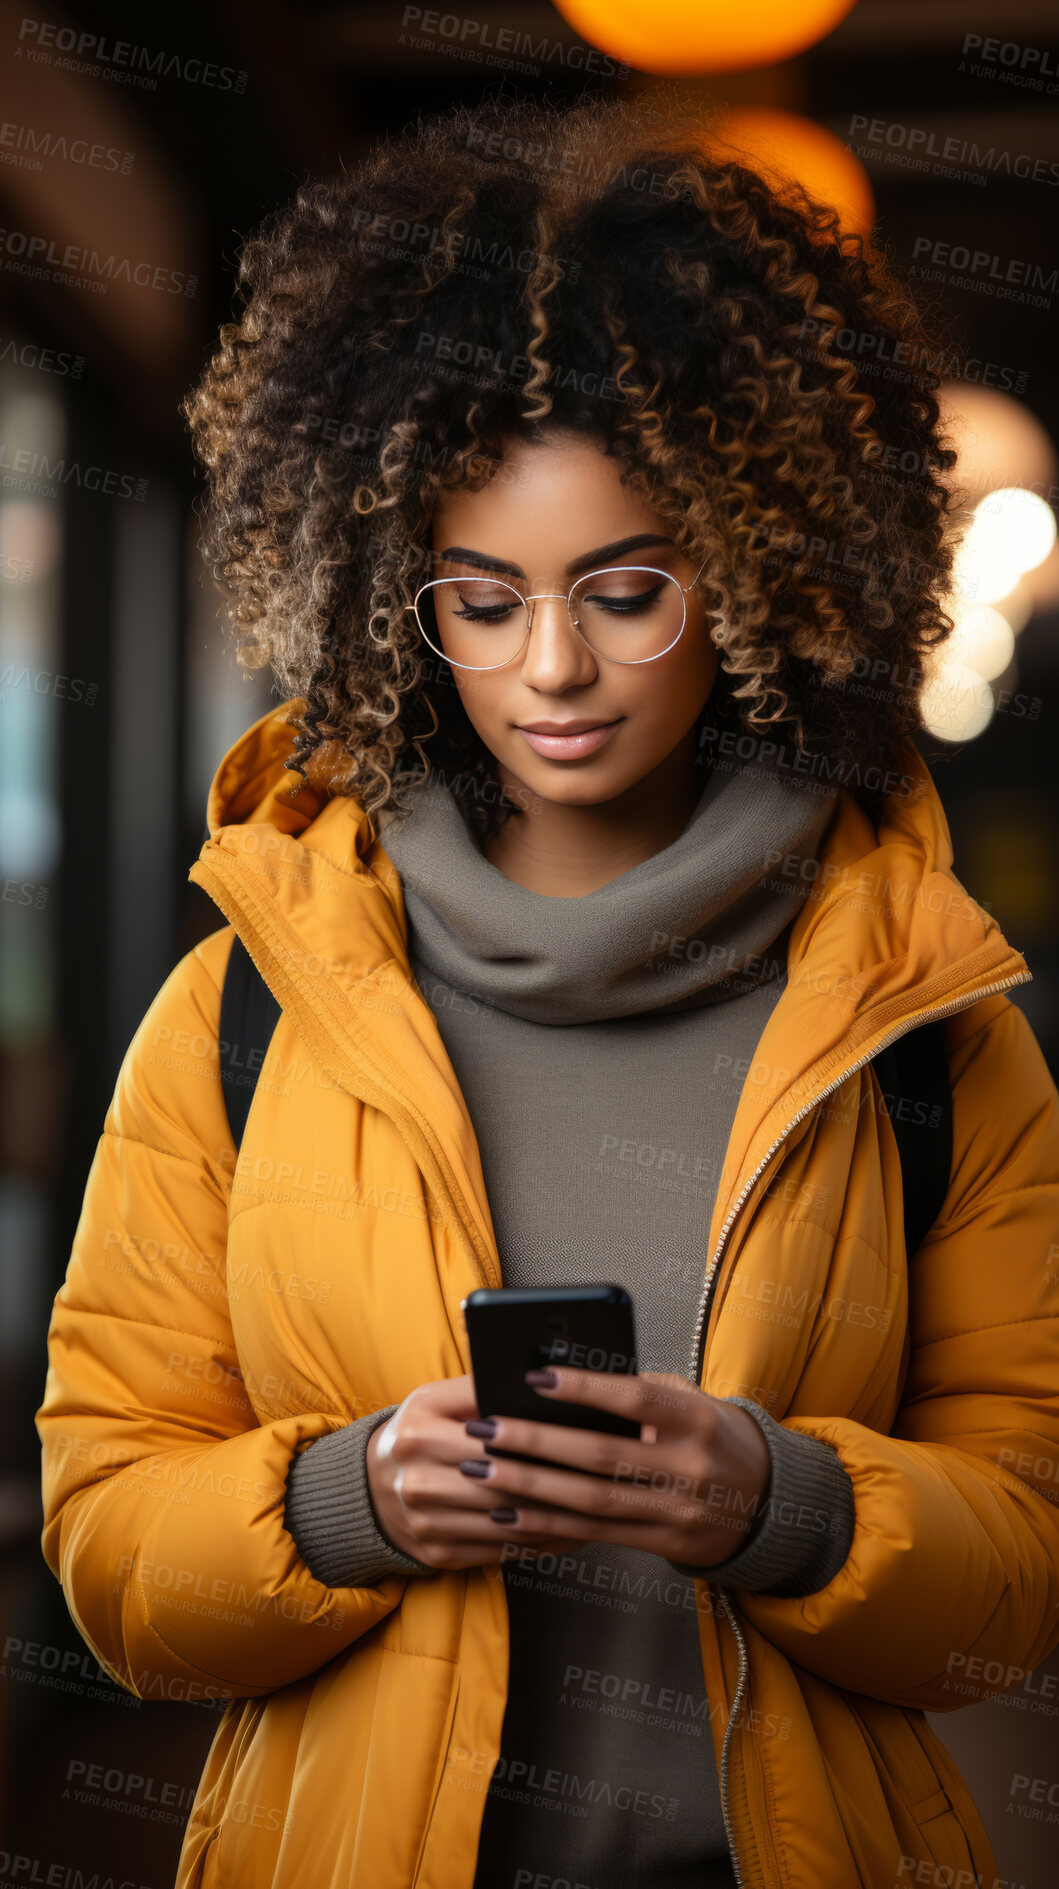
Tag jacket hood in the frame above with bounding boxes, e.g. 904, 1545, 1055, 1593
201, 699, 370, 857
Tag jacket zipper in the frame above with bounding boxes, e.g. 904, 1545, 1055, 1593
717, 1590, 752, 1889
693, 967, 1031, 1889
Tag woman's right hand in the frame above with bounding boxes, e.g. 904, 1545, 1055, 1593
366, 1374, 579, 1571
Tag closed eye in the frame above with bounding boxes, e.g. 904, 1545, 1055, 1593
452, 593, 521, 624
580, 580, 668, 615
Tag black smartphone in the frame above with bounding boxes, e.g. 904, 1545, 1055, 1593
462, 1284, 640, 1468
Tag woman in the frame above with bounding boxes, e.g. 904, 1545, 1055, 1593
37, 91, 1059, 1889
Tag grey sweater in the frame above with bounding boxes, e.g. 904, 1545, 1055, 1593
284, 744, 855, 1887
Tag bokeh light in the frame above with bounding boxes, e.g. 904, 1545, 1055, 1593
938, 383, 1056, 506
942, 601, 1016, 682
707, 108, 875, 237
0, 502, 62, 584
951, 489, 1058, 607
550, 0, 859, 74
920, 657, 996, 744
921, 384, 1057, 743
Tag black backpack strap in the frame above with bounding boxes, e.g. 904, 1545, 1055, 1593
872, 1017, 954, 1259
218, 933, 282, 1153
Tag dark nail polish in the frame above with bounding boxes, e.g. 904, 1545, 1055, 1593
489, 1507, 519, 1524
466, 1418, 497, 1439
525, 1368, 558, 1389
459, 1459, 491, 1479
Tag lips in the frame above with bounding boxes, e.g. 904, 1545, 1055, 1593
515, 718, 622, 760
518, 720, 613, 735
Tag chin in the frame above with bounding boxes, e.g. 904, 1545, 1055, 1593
504, 756, 641, 808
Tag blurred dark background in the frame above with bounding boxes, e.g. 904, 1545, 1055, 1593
1, 0, 1057, 1880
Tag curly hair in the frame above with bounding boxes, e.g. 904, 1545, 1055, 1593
184, 88, 959, 841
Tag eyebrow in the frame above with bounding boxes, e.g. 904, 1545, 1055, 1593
434, 533, 676, 579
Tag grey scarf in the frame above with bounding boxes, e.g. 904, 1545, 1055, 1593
380, 742, 838, 1026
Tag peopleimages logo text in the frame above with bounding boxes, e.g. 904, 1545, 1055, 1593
16, 17, 248, 91
0, 226, 196, 294
848, 113, 1059, 186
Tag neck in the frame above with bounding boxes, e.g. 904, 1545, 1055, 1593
484, 730, 701, 897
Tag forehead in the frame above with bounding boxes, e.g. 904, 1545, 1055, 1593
430, 434, 664, 563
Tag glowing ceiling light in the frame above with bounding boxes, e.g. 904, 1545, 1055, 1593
549, 0, 858, 74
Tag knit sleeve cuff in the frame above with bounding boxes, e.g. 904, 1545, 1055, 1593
668, 1396, 856, 1599
284, 1404, 433, 1589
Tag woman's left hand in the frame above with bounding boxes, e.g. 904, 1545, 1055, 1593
461, 1366, 772, 1567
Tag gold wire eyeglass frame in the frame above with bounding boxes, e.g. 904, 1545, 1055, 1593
411, 559, 710, 671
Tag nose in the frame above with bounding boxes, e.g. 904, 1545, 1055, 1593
518, 592, 599, 693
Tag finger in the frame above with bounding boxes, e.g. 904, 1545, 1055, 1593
396, 1461, 530, 1514
524, 1366, 701, 1431
480, 1501, 698, 1556
376, 1393, 486, 1471
405, 1374, 480, 1419
472, 1411, 698, 1487
459, 1448, 709, 1527
397, 1454, 691, 1528
398, 1504, 573, 1549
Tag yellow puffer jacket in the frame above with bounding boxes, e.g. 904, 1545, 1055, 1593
37, 701, 1059, 1889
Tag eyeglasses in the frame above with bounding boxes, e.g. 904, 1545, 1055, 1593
412, 559, 709, 672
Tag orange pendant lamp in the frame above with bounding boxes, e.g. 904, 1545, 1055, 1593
551, 0, 859, 74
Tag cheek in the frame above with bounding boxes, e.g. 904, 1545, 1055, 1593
453, 673, 508, 738
628, 637, 717, 728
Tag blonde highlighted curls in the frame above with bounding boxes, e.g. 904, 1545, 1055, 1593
185, 90, 959, 841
